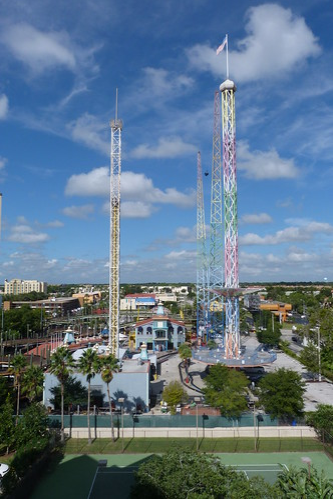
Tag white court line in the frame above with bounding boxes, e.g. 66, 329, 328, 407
87, 467, 99, 499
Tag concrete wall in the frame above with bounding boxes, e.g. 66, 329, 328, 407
64, 425, 316, 439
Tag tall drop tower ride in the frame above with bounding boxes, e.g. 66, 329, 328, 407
220, 78, 240, 358
109, 94, 123, 357
208, 91, 224, 335
196, 151, 208, 338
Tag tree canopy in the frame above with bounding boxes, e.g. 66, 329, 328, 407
258, 368, 305, 421
202, 364, 248, 418
131, 448, 277, 498
162, 381, 188, 414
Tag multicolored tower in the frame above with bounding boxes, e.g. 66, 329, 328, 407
220, 78, 240, 358
196, 151, 208, 339
109, 95, 123, 358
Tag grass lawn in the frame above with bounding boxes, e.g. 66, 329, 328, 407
64, 436, 324, 454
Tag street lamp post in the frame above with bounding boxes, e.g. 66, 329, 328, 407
301, 456, 312, 478
317, 326, 322, 382
257, 414, 264, 451
194, 396, 201, 451
118, 397, 125, 452
253, 403, 257, 451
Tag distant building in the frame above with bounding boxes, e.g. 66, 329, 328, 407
259, 301, 292, 322
72, 291, 101, 307
243, 294, 261, 311
3, 297, 80, 316
4, 279, 47, 295
120, 294, 157, 311
135, 302, 186, 351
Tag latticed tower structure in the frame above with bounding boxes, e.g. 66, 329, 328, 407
196, 151, 208, 339
208, 91, 224, 336
220, 78, 240, 358
109, 99, 123, 358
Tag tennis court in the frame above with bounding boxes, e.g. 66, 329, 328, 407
31, 451, 333, 499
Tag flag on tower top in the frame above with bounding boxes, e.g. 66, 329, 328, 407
216, 35, 228, 55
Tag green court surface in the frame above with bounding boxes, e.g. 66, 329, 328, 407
31, 452, 333, 499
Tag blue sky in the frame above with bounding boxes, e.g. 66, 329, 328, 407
0, 0, 333, 284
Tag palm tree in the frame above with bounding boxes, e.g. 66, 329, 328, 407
101, 354, 119, 441
22, 365, 44, 403
77, 348, 101, 444
49, 346, 75, 442
9, 353, 27, 424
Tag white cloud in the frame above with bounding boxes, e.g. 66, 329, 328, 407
0, 157, 7, 170
62, 204, 94, 219
65, 167, 109, 196
240, 221, 333, 246
240, 213, 272, 224
45, 220, 64, 228
141, 67, 193, 99
65, 168, 196, 209
121, 201, 157, 219
66, 114, 109, 155
165, 249, 196, 260
186, 4, 320, 82
0, 94, 9, 119
131, 136, 197, 159
238, 141, 300, 180
1, 23, 76, 73
8, 219, 49, 244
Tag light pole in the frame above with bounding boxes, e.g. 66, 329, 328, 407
194, 396, 201, 451
253, 403, 257, 451
317, 326, 322, 382
118, 397, 125, 452
257, 414, 264, 451
301, 456, 312, 478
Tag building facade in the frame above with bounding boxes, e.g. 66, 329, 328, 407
135, 303, 186, 351
4, 279, 47, 295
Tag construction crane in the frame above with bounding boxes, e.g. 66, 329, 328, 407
109, 91, 123, 358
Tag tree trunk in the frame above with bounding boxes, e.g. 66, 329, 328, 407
15, 382, 20, 425
61, 382, 65, 443
107, 384, 115, 441
87, 381, 91, 444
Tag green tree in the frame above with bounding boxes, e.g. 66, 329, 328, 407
3, 305, 44, 337
162, 381, 188, 415
0, 396, 16, 454
22, 365, 44, 403
298, 342, 320, 378
276, 464, 333, 498
258, 368, 305, 421
49, 376, 88, 411
203, 364, 248, 418
306, 404, 333, 441
131, 448, 276, 498
78, 348, 101, 444
15, 403, 49, 449
9, 353, 27, 424
100, 354, 119, 441
178, 343, 192, 367
0, 377, 14, 406
49, 346, 75, 442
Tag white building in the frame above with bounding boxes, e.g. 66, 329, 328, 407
4, 279, 47, 295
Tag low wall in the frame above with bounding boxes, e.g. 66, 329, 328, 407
65, 425, 316, 439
